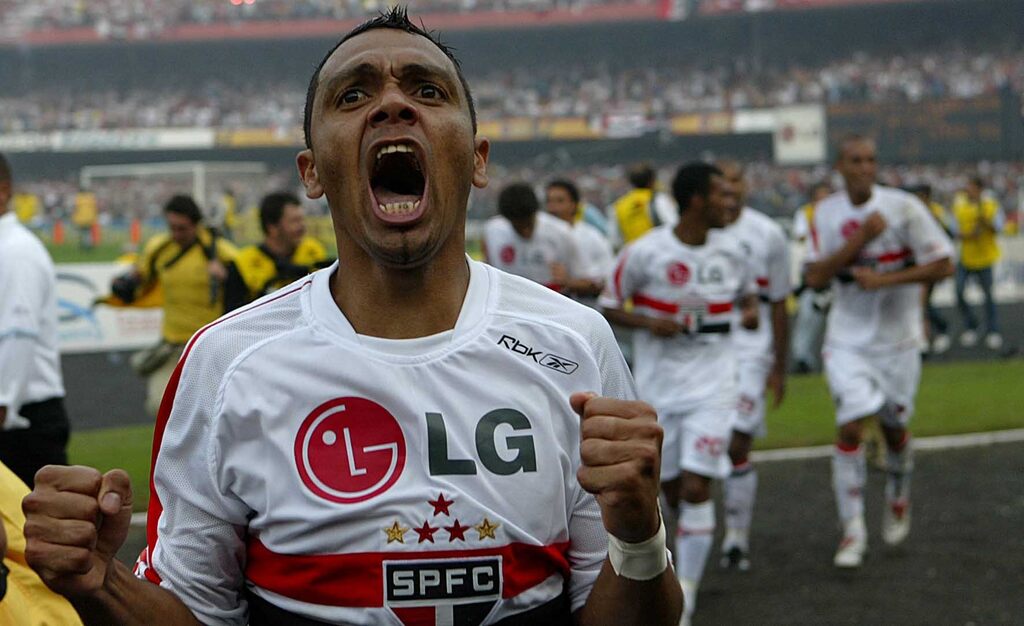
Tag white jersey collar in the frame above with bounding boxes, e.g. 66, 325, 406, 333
308, 256, 491, 358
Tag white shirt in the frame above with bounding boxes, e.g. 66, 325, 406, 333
807, 185, 954, 353
726, 207, 792, 360
0, 211, 64, 429
135, 260, 635, 625
483, 211, 583, 289
599, 226, 756, 414
569, 219, 615, 283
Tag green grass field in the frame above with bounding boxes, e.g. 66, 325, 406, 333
68, 358, 1024, 512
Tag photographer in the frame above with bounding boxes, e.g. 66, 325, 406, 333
116, 195, 237, 416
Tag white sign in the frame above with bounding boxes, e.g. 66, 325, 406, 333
773, 105, 827, 165
55, 263, 162, 354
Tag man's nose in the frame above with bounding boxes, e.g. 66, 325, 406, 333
370, 85, 419, 126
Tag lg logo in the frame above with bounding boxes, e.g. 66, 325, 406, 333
294, 397, 406, 504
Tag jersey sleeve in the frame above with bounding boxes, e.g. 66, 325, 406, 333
135, 333, 253, 626
767, 227, 793, 302
803, 207, 828, 264
905, 196, 955, 266
597, 244, 645, 310
566, 313, 639, 611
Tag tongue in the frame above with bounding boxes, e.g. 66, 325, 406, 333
373, 187, 421, 206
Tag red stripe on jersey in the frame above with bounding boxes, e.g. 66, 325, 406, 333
756, 276, 769, 288
137, 281, 311, 583
612, 249, 629, 301
633, 293, 734, 315
873, 248, 912, 264
244, 537, 572, 607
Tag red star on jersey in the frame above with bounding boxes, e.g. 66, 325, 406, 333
428, 492, 454, 516
413, 521, 439, 544
445, 519, 470, 542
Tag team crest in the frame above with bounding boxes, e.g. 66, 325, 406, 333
385, 556, 502, 626
840, 219, 862, 240
294, 397, 406, 504
667, 262, 691, 286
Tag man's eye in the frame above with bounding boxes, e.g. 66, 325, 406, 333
418, 84, 444, 99
339, 89, 365, 105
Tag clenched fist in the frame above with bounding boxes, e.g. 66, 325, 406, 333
22, 465, 134, 599
859, 212, 887, 242
572, 393, 663, 544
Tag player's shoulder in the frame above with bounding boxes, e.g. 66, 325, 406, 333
183, 269, 315, 376
708, 227, 747, 258
742, 207, 787, 238
629, 224, 673, 251
486, 261, 613, 344
538, 211, 575, 239
816, 190, 850, 214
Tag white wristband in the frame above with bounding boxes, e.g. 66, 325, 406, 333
607, 516, 669, 581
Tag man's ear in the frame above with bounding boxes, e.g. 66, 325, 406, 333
472, 137, 490, 189
297, 149, 324, 199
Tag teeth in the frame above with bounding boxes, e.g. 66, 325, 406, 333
378, 200, 421, 215
376, 143, 415, 160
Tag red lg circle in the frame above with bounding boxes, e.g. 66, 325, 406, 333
667, 262, 690, 286
294, 397, 406, 504
841, 219, 862, 240
500, 245, 516, 264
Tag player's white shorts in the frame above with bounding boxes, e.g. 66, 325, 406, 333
660, 405, 734, 481
732, 356, 771, 437
823, 345, 921, 427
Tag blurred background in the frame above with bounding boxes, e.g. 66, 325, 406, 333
1, 1, 1021, 623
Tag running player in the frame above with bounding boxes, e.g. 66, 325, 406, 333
600, 162, 758, 625
23, 10, 682, 625
482, 181, 589, 294
804, 135, 954, 568
716, 160, 791, 571
545, 178, 615, 303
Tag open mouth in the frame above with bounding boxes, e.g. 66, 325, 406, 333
370, 143, 427, 223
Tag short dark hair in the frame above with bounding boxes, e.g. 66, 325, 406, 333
260, 191, 302, 235
967, 175, 985, 189
0, 152, 11, 185
834, 133, 873, 161
627, 163, 656, 189
164, 195, 203, 224
303, 6, 477, 149
498, 183, 539, 222
672, 162, 723, 213
546, 179, 579, 204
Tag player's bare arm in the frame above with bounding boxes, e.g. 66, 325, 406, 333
23, 466, 201, 626
570, 393, 684, 626
851, 256, 954, 291
602, 306, 684, 337
768, 298, 789, 407
739, 294, 759, 330
804, 212, 886, 290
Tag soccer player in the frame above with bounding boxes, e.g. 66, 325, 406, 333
482, 181, 589, 293
600, 162, 758, 625
715, 160, 791, 571
545, 178, 615, 302
223, 191, 330, 312
804, 135, 954, 569
23, 10, 681, 625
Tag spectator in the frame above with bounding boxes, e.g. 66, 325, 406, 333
951, 176, 1005, 350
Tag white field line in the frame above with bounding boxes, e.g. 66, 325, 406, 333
129, 428, 1024, 527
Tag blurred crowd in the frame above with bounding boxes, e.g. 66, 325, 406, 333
0, 0, 641, 36
14, 160, 1022, 228
2, 48, 1021, 134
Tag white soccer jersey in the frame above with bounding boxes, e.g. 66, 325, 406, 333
134, 260, 634, 626
726, 207, 791, 360
807, 185, 954, 352
599, 226, 756, 414
483, 212, 582, 289
571, 220, 614, 283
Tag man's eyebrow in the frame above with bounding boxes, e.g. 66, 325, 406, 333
319, 62, 381, 98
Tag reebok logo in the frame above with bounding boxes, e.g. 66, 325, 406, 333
497, 335, 579, 375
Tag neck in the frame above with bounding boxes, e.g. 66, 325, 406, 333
673, 214, 709, 246
848, 187, 873, 206
264, 236, 296, 259
331, 240, 469, 340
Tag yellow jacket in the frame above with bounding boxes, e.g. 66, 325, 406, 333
612, 188, 657, 245
0, 462, 84, 626
225, 237, 328, 311
137, 229, 237, 344
952, 194, 1002, 270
